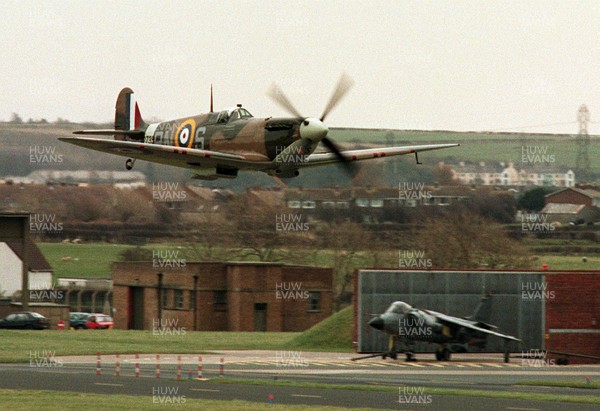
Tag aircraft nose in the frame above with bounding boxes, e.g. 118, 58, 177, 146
300, 118, 328, 141
368, 316, 384, 330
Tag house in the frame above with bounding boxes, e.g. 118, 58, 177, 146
545, 187, 600, 209
449, 161, 575, 187
540, 203, 600, 225
0, 240, 53, 298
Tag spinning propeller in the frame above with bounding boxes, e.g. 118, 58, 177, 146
267, 73, 357, 175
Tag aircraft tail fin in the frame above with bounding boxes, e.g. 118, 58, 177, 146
466, 294, 493, 323
114, 87, 147, 139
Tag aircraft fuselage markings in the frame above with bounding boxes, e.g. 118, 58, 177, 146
146, 115, 300, 162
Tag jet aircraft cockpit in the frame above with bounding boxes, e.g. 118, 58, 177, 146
385, 301, 412, 315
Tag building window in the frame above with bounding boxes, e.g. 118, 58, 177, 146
356, 198, 369, 207
370, 199, 384, 208
288, 200, 301, 208
214, 290, 227, 311
175, 290, 184, 309
162, 289, 169, 309
302, 200, 316, 209
308, 292, 321, 311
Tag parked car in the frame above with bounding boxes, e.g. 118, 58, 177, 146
69, 312, 91, 329
0, 312, 50, 329
86, 314, 113, 330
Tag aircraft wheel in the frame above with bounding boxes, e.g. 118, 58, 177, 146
390, 352, 397, 360
125, 158, 135, 170
435, 349, 443, 361
442, 348, 451, 361
405, 352, 416, 362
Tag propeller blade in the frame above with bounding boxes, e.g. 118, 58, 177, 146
320, 73, 355, 122
321, 137, 357, 176
266, 83, 303, 118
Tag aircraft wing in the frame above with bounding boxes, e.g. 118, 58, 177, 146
301, 143, 459, 167
58, 137, 269, 170
432, 311, 521, 342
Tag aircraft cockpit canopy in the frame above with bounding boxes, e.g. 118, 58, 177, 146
386, 301, 412, 315
217, 107, 253, 123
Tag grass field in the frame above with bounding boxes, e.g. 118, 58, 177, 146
0, 305, 354, 362
0, 390, 382, 411
38, 241, 600, 280
0, 330, 301, 363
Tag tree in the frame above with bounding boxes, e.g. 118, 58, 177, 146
415, 212, 530, 269
517, 187, 555, 212
9, 112, 23, 124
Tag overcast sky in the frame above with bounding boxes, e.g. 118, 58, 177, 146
1, 0, 598, 133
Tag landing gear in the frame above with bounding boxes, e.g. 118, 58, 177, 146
435, 347, 451, 361
405, 352, 416, 362
125, 158, 136, 170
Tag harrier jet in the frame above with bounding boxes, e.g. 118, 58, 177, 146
355, 295, 520, 362
60, 75, 458, 180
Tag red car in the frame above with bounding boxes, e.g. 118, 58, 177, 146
86, 314, 114, 330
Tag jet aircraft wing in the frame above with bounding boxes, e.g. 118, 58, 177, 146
301, 143, 459, 167
58, 136, 269, 170
429, 311, 521, 341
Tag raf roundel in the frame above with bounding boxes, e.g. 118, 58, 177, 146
174, 119, 196, 148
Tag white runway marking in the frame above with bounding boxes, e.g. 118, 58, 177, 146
292, 394, 322, 398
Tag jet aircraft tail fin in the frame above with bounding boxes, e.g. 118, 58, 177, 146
465, 294, 493, 324
114, 87, 147, 140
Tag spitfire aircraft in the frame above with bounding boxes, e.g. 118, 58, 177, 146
59, 75, 458, 180
355, 295, 520, 362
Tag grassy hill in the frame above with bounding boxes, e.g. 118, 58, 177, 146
285, 305, 354, 352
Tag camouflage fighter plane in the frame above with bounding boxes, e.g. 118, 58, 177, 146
59, 75, 459, 180
354, 295, 520, 362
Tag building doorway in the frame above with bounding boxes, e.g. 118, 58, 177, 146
254, 303, 267, 331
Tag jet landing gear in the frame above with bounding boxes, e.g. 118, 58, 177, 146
125, 158, 136, 170
435, 346, 451, 361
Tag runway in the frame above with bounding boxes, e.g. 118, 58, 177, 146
1, 351, 598, 410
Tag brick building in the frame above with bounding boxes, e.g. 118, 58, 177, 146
545, 187, 600, 208
545, 272, 600, 364
112, 262, 333, 332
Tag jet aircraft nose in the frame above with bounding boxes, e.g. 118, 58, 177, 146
300, 118, 328, 141
368, 316, 384, 330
